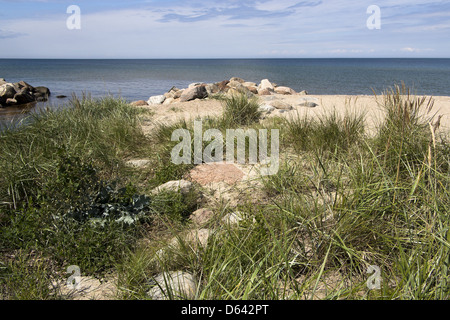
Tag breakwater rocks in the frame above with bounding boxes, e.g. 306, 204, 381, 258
0, 78, 51, 108
131, 77, 309, 108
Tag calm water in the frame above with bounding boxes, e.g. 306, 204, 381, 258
1, 58, 450, 126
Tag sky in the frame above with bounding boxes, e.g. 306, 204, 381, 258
0, 0, 449, 58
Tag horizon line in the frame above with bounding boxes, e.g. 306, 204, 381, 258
0, 57, 449, 60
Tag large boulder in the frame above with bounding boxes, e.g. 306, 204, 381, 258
0, 78, 7, 86
258, 79, 275, 93
0, 83, 17, 106
33, 86, 51, 102
180, 85, 208, 102
1, 81, 50, 106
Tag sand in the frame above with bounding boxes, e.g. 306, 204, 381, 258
139, 94, 450, 136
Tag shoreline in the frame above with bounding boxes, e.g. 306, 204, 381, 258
138, 92, 450, 136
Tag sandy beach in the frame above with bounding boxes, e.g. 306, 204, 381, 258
141, 93, 450, 136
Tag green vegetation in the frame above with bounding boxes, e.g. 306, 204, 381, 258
1, 88, 449, 300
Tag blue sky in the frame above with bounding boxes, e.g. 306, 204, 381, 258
0, 0, 449, 58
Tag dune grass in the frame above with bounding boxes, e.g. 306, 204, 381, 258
114, 89, 450, 300
1, 87, 449, 300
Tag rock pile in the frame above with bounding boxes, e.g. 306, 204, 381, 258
138, 77, 303, 106
0, 78, 51, 107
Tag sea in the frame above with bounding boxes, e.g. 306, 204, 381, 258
1, 58, 450, 127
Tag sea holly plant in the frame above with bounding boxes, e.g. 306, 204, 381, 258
65, 182, 151, 226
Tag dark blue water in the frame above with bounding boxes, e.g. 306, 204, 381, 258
1, 58, 450, 126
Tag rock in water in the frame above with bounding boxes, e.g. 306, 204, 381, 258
0, 84, 16, 106
33, 86, 51, 102
14, 88, 35, 105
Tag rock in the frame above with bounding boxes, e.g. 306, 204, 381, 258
0, 78, 6, 86
148, 95, 166, 105
258, 88, 273, 96
173, 89, 184, 99
189, 82, 205, 89
152, 180, 193, 195
205, 83, 220, 96
230, 77, 245, 83
0, 84, 17, 106
130, 100, 148, 106
190, 208, 215, 226
299, 102, 319, 108
53, 276, 117, 300
269, 100, 293, 110
164, 87, 182, 99
243, 82, 257, 88
222, 211, 255, 226
163, 97, 175, 105
228, 80, 243, 89
247, 86, 258, 94
258, 104, 276, 113
6, 98, 17, 105
227, 85, 254, 99
1, 82, 50, 106
14, 81, 34, 93
148, 271, 197, 300
299, 90, 308, 95
56, 95, 68, 99
185, 229, 212, 248
34, 86, 51, 99
180, 85, 208, 102
258, 79, 275, 92
14, 88, 35, 105
189, 163, 245, 186
216, 80, 230, 92
126, 159, 151, 168
275, 86, 296, 95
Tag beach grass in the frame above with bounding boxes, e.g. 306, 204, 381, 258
1, 87, 449, 300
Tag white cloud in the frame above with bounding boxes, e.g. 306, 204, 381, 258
0, 1, 448, 58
